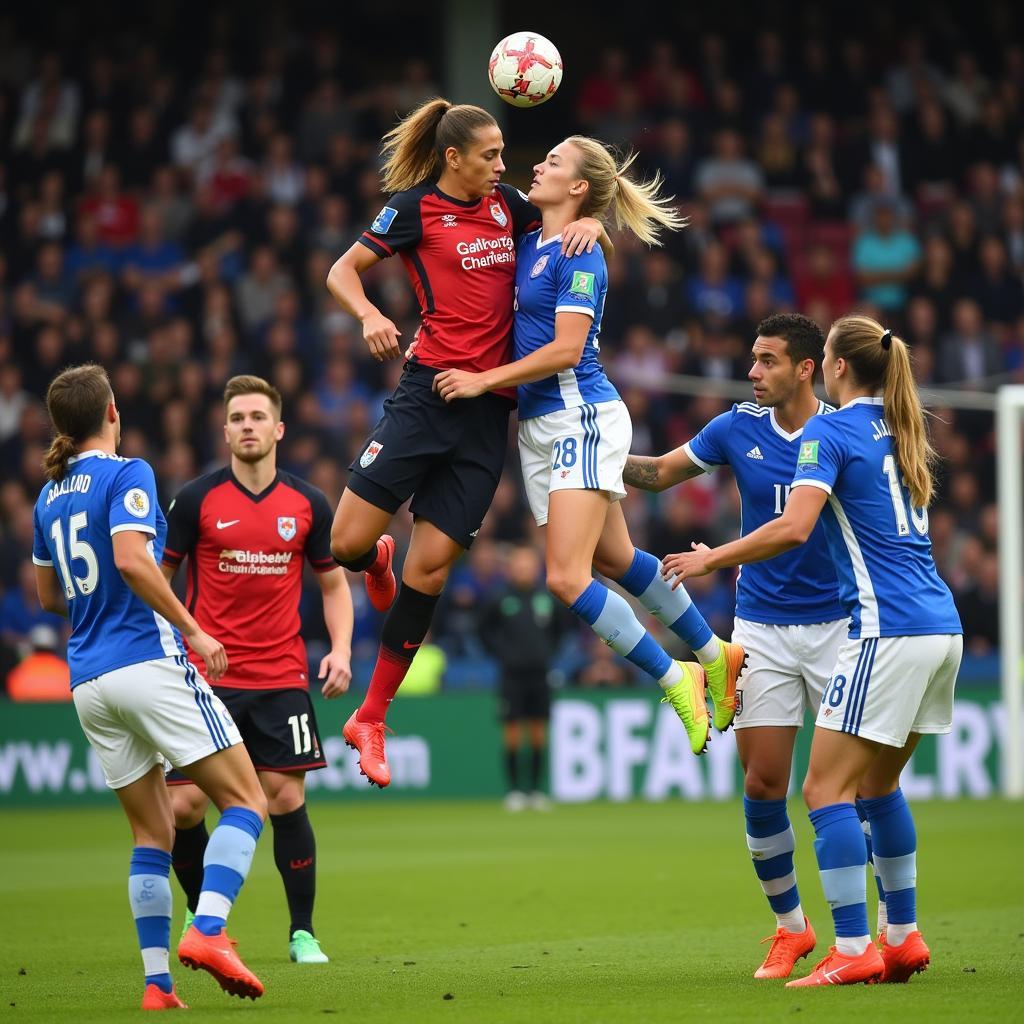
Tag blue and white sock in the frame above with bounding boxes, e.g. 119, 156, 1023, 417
809, 802, 870, 956
129, 846, 173, 994
860, 788, 917, 945
744, 797, 805, 933
194, 806, 264, 936
570, 580, 682, 688
616, 549, 721, 664
856, 799, 887, 933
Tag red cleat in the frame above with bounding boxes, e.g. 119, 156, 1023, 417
178, 925, 264, 1001
141, 983, 187, 1010
879, 929, 930, 983
343, 709, 391, 787
365, 535, 397, 612
785, 944, 884, 987
754, 917, 817, 979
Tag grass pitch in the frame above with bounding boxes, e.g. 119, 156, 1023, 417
0, 798, 1020, 1022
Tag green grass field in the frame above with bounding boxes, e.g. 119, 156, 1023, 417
0, 798, 1020, 1022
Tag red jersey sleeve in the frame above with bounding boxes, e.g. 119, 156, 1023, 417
162, 478, 204, 569
496, 183, 541, 239
358, 187, 425, 259
303, 487, 337, 574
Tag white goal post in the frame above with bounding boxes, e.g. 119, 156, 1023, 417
997, 385, 1024, 799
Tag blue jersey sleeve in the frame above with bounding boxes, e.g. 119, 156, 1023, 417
109, 459, 160, 537
684, 410, 733, 471
554, 248, 605, 318
791, 413, 845, 493
32, 500, 53, 565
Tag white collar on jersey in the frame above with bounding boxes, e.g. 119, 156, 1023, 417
844, 395, 885, 408
537, 232, 563, 249
768, 401, 827, 441
66, 449, 108, 464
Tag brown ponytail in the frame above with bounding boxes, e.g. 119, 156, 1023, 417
829, 314, 936, 507
380, 98, 498, 194
44, 364, 114, 482
43, 434, 80, 483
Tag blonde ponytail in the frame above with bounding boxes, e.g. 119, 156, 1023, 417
563, 136, 687, 246
43, 434, 79, 483
380, 98, 497, 194
829, 314, 936, 508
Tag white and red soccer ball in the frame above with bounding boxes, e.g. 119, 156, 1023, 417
488, 32, 563, 108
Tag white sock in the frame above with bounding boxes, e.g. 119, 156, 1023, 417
777, 907, 806, 933
876, 898, 888, 934
886, 922, 917, 946
657, 661, 684, 690
694, 637, 722, 664
835, 935, 871, 956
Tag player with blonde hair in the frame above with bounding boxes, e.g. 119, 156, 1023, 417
435, 137, 744, 753
663, 314, 962, 986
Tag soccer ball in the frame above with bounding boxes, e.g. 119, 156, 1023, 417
488, 32, 563, 108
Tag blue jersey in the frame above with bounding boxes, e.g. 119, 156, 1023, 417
32, 450, 184, 688
513, 230, 619, 419
790, 397, 962, 639
685, 401, 846, 626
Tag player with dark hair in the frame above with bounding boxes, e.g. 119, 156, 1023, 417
622, 313, 847, 978
326, 98, 606, 787
33, 364, 266, 1008
161, 374, 353, 964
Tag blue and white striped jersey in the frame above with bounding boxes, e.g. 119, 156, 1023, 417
513, 229, 619, 419
32, 450, 184, 688
790, 397, 961, 638
685, 401, 846, 625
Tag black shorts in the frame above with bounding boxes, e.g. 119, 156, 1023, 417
498, 671, 552, 722
348, 360, 514, 549
166, 687, 326, 783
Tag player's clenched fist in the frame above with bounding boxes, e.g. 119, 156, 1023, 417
361, 311, 402, 361
185, 627, 228, 681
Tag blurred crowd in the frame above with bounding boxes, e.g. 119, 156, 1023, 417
1, 3, 1018, 695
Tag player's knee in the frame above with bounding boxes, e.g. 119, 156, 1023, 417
801, 772, 831, 811
743, 765, 788, 802
330, 524, 368, 566
171, 790, 208, 829
545, 569, 587, 607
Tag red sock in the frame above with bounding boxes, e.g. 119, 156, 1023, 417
357, 648, 412, 723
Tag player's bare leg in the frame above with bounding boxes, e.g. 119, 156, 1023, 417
168, 782, 212, 939
330, 488, 397, 611
259, 770, 329, 964
345, 519, 462, 786
736, 726, 816, 978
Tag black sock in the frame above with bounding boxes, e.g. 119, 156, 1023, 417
504, 747, 520, 791
172, 821, 209, 913
380, 583, 439, 656
529, 746, 545, 792
271, 804, 316, 937
334, 543, 378, 573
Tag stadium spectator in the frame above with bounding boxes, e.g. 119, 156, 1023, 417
5, 623, 70, 702
936, 298, 1004, 385
852, 200, 921, 311
695, 129, 765, 225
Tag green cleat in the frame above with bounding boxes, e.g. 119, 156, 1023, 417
704, 641, 747, 732
661, 661, 710, 755
179, 908, 195, 944
289, 929, 329, 964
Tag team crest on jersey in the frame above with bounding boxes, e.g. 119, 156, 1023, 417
371, 206, 398, 234
490, 202, 508, 228
530, 254, 550, 278
124, 488, 150, 518
277, 516, 297, 542
360, 440, 383, 468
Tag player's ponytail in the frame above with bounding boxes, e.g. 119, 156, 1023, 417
43, 364, 114, 482
564, 136, 686, 247
380, 98, 498, 194
830, 314, 936, 508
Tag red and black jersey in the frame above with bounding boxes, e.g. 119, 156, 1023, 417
359, 182, 540, 378
162, 467, 336, 690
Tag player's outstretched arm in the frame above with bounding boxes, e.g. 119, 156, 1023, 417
622, 447, 705, 493
112, 529, 227, 680
326, 243, 402, 362
34, 565, 68, 618
661, 485, 828, 586
316, 567, 353, 699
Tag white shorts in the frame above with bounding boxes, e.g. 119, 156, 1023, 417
732, 617, 849, 729
518, 400, 631, 526
72, 654, 242, 789
816, 633, 963, 748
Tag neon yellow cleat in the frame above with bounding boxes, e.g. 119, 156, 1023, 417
704, 641, 746, 732
661, 661, 710, 755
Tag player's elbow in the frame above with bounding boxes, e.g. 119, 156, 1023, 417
552, 339, 586, 371
782, 517, 814, 547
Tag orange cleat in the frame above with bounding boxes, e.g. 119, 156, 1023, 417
343, 709, 391, 787
141, 984, 187, 1010
178, 925, 264, 1001
754, 917, 817, 979
786, 944, 884, 987
365, 535, 397, 612
879, 930, 930, 983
